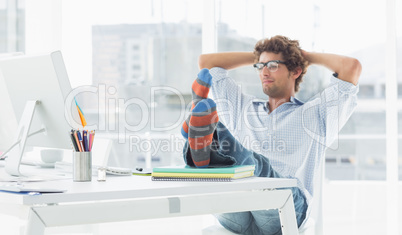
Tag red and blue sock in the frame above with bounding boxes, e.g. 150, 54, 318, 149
181, 68, 212, 139
181, 69, 217, 168
188, 98, 219, 168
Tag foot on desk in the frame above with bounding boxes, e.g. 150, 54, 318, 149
181, 68, 212, 139
188, 98, 219, 168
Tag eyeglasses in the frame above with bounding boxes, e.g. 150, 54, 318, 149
253, 60, 287, 73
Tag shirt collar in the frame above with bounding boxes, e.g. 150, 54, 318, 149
290, 96, 304, 105
252, 96, 304, 106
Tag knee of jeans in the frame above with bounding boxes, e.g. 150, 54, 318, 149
250, 210, 282, 235
215, 213, 252, 234
259, 217, 282, 235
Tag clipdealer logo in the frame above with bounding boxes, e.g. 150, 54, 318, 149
64, 83, 340, 152
64, 84, 188, 144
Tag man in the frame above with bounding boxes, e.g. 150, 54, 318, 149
182, 35, 361, 234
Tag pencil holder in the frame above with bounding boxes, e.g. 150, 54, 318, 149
73, 151, 92, 182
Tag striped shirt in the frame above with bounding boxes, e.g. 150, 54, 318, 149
209, 67, 359, 205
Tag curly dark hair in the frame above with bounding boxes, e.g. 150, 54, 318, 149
253, 35, 308, 92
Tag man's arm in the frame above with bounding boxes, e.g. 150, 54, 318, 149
198, 52, 255, 70
302, 50, 362, 86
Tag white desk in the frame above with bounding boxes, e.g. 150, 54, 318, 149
0, 167, 299, 235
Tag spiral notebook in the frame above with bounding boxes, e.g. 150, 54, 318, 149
151, 165, 255, 182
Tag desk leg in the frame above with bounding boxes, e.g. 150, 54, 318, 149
26, 208, 45, 235
278, 190, 299, 235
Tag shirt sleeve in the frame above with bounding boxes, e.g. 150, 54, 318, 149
319, 74, 359, 147
209, 67, 253, 132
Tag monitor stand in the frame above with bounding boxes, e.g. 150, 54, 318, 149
5, 100, 40, 176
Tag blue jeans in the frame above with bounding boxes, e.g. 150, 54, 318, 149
183, 122, 307, 235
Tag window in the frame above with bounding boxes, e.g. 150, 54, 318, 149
65, 0, 204, 168
398, 0, 402, 181
0, 0, 24, 53
217, 0, 388, 181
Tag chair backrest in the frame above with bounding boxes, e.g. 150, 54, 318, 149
299, 157, 325, 235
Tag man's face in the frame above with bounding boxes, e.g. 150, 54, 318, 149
258, 52, 295, 98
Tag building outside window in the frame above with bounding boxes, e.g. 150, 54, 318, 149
0, 0, 24, 53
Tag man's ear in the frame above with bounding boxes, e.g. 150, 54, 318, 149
291, 67, 302, 80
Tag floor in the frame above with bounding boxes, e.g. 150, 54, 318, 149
1, 181, 401, 235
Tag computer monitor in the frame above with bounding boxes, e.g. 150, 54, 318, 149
0, 52, 24, 151
0, 51, 80, 176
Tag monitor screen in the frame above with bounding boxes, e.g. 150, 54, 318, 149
0, 51, 80, 176
0, 52, 24, 151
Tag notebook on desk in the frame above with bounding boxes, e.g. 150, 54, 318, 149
151, 165, 255, 182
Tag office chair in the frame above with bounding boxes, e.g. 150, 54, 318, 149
299, 156, 325, 235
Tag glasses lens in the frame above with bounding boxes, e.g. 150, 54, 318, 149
254, 63, 264, 71
267, 61, 279, 72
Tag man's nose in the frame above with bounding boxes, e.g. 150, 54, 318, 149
261, 66, 270, 76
